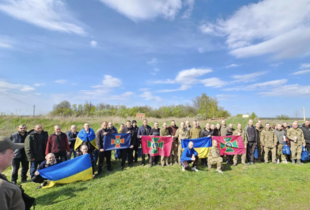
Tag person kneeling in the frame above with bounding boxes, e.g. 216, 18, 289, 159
208, 140, 224, 174
31, 153, 61, 189
80, 145, 96, 178
180, 141, 198, 172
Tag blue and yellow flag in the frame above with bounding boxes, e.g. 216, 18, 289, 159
74, 128, 98, 150
39, 154, 93, 188
103, 133, 131, 151
181, 137, 212, 158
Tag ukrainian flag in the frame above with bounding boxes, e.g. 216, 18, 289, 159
181, 137, 212, 158
74, 128, 98, 151
39, 154, 93, 188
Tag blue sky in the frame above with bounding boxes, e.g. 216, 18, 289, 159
0, 0, 309, 117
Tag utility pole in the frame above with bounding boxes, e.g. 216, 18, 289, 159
303, 107, 306, 121
33, 105, 36, 117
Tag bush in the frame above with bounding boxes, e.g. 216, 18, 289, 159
276, 114, 290, 120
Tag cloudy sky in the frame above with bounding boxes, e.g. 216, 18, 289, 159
0, 0, 309, 117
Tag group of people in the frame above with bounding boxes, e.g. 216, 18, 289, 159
3, 118, 310, 187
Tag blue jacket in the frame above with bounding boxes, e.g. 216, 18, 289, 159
38, 159, 62, 171
137, 125, 152, 138
181, 147, 198, 162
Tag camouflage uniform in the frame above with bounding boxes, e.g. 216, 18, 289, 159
256, 127, 264, 162
261, 128, 277, 163
232, 129, 248, 165
208, 145, 223, 170
160, 128, 171, 166
175, 128, 189, 165
287, 127, 306, 160
189, 127, 201, 139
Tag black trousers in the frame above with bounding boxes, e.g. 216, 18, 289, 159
247, 142, 257, 162
54, 151, 67, 162
133, 145, 139, 162
11, 158, 29, 182
98, 150, 111, 173
306, 143, 310, 152
31, 175, 45, 183
149, 156, 159, 165
121, 148, 133, 167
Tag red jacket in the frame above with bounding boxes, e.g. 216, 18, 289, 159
46, 133, 70, 155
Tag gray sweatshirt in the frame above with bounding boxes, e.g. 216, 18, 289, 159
274, 129, 286, 144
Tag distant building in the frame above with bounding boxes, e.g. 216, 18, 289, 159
136, 113, 145, 119
242, 114, 249, 118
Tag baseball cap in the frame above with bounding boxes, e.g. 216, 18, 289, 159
0, 136, 24, 152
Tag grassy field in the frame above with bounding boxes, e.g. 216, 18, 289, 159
1, 116, 308, 209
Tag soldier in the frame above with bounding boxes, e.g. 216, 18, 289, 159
232, 123, 248, 166
160, 122, 171, 167
168, 120, 179, 165
255, 122, 264, 162
208, 140, 223, 174
274, 123, 288, 164
261, 123, 277, 164
189, 120, 201, 139
137, 119, 152, 166
287, 122, 306, 165
175, 122, 189, 166
185, 121, 191, 131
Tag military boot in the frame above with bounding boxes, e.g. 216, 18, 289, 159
297, 159, 303, 165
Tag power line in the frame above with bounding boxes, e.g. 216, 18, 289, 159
0, 91, 31, 106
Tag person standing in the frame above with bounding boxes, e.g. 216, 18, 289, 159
232, 123, 248, 166
185, 121, 191, 132
120, 120, 134, 169
220, 120, 229, 137
149, 122, 160, 167
25, 124, 48, 178
274, 123, 288, 164
200, 123, 213, 166
137, 119, 152, 166
261, 123, 277, 164
168, 120, 179, 165
45, 125, 70, 162
287, 122, 306, 164
66, 125, 78, 160
255, 122, 264, 163
0, 136, 25, 210
300, 120, 310, 154
10, 124, 29, 184
160, 122, 171, 167
213, 123, 221, 136
175, 122, 189, 166
244, 119, 257, 165
189, 120, 201, 139
131, 120, 140, 163
227, 124, 235, 136
96, 122, 113, 174
107, 122, 119, 160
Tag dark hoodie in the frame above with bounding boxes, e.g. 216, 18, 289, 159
301, 124, 310, 143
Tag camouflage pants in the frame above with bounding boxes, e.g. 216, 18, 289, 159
233, 153, 246, 164
208, 157, 223, 170
257, 144, 264, 161
276, 144, 287, 161
169, 141, 179, 164
178, 142, 183, 164
161, 156, 169, 166
291, 143, 302, 160
264, 147, 276, 163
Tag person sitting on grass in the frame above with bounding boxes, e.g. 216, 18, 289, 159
180, 141, 198, 172
80, 145, 96, 178
208, 140, 224, 174
31, 153, 61, 189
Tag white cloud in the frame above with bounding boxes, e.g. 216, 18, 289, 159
226, 64, 242, 68
182, 0, 194, 19
140, 91, 162, 102
269, 63, 282, 67
0, 36, 14, 49
153, 79, 176, 84
147, 58, 158, 65
92, 75, 122, 89
200, 77, 227, 88
156, 85, 189, 92
34, 83, 45, 87
200, 0, 310, 59
224, 79, 287, 91
231, 71, 267, 83
0, 0, 86, 35
292, 69, 310, 75
54, 79, 67, 84
300, 63, 310, 69
90, 40, 97, 47
260, 84, 310, 97
154, 68, 160, 72
99, 0, 184, 21
0, 79, 35, 92
216, 94, 237, 101
0, 41, 12, 48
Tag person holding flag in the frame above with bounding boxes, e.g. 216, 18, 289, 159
181, 141, 198, 172
175, 122, 189, 166
120, 120, 134, 169
208, 140, 224, 174
232, 123, 248, 166
160, 122, 171, 167
138, 119, 152, 166
96, 122, 113, 174
200, 123, 213, 166
149, 122, 160, 167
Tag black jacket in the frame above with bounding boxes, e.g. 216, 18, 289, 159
227, 128, 235, 136
96, 128, 115, 149
301, 125, 310, 143
121, 126, 140, 146
10, 132, 28, 159
25, 130, 48, 162
150, 128, 160, 136
200, 128, 214, 137
66, 131, 79, 149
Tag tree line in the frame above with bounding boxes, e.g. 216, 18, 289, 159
50, 93, 231, 119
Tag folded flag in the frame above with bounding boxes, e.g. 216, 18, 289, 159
141, 136, 173, 157
103, 133, 131, 151
75, 128, 98, 150
212, 136, 246, 155
181, 137, 212, 158
39, 154, 93, 188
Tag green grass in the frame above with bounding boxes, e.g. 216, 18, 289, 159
3, 159, 310, 210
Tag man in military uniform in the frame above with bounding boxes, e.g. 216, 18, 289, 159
208, 140, 223, 174
255, 122, 264, 162
261, 123, 277, 164
232, 123, 248, 166
160, 122, 171, 167
175, 122, 189, 166
287, 122, 306, 164
189, 121, 201, 139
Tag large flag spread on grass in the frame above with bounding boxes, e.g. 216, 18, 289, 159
181, 137, 212, 158
74, 128, 98, 150
142, 136, 173, 156
103, 133, 131, 151
212, 136, 246, 155
39, 154, 93, 188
